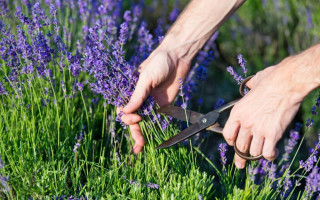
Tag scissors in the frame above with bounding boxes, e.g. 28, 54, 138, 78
155, 75, 264, 161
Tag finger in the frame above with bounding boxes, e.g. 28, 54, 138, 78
249, 135, 264, 157
121, 113, 142, 125
123, 73, 152, 114
234, 128, 252, 169
245, 77, 254, 89
129, 124, 145, 154
223, 119, 240, 146
262, 139, 279, 161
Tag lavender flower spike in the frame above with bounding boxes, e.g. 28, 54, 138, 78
218, 143, 228, 166
237, 54, 247, 74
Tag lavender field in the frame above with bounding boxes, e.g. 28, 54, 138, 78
0, 0, 320, 199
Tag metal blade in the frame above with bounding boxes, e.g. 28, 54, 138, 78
158, 105, 203, 124
155, 111, 220, 149
155, 123, 202, 149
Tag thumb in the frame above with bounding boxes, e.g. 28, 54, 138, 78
123, 73, 152, 114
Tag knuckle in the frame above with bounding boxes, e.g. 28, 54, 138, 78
236, 142, 248, 152
241, 121, 253, 130
263, 151, 276, 160
265, 131, 279, 142
230, 106, 240, 117
250, 149, 260, 157
223, 132, 236, 143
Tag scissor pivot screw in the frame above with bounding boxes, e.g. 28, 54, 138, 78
202, 118, 207, 123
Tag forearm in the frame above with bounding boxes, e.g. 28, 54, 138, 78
278, 43, 320, 101
158, 0, 246, 62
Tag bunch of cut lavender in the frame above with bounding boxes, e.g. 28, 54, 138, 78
75, 6, 170, 130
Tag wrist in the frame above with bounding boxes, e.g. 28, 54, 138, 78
157, 32, 202, 64
277, 46, 320, 101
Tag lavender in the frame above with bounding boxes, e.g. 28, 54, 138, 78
248, 165, 258, 182
123, 176, 159, 190
306, 118, 314, 128
146, 182, 160, 189
237, 54, 247, 74
305, 167, 320, 198
214, 98, 225, 109
306, 9, 314, 28
226, 66, 244, 85
183, 34, 217, 107
281, 174, 292, 198
73, 126, 86, 153
0, 0, 9, 16
0, 174, 9, 192
169, 1, 180, 23
299, 133, 320, 172
218, 143, 228, 166
282, 123, 302, 163
0, 82, 8, 95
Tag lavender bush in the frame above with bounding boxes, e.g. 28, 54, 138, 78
0, 0, 319, 199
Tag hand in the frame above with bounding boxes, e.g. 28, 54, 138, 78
223, 59, 304, 169
119, 49, 190, 154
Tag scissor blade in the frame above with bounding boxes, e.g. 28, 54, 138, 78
158, 105, 203, 124
155, 123, 202, 149
155, 110, 220, 149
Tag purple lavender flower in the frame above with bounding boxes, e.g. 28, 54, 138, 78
181, 103, 187, 109
227, 66, 244, 85
98, 5, 107, 15
169, 8, 180, 22
0, 82, 8, 95
146, 182, 160, 189
78, 0, 88, 21
214, 98, 225, 109
76, 82, 84, 91
0, 174, 9, 191
73, 126, 86, 153
237, 54, 247, 74
0, 0, 9, 16
279, 171, 292, 198
0, 155, 4, 169
306, 10, 314, 28
118, 21, 129, 45
55, 0, 61, 8
218, 143, 228, 166
300, 133, 320, 172
306, 118, 314, 128
305, 167, 320, 198
123, 10, 132, 22
282, 123, 301, 162
32, 2, 50, 29
248, 165, 258, 182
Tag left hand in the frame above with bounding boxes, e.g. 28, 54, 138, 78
223, 59, 303, 168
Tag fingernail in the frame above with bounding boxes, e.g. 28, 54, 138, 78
130, 118, 139, 124
235, 161, 244, 169
133, 145, 142, 154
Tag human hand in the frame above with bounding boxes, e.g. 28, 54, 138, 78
118, 49, 190, 154
223, 58, 305, 168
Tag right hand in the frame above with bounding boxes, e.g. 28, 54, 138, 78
118, 49, 190, 153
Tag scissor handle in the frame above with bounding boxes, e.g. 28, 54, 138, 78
239, 75, 254, 96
